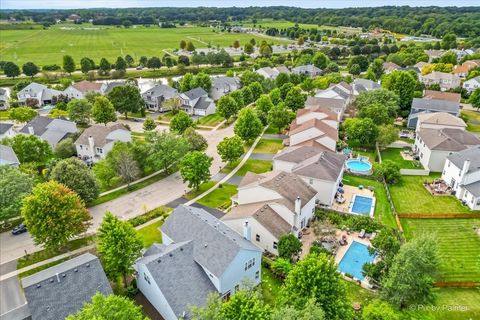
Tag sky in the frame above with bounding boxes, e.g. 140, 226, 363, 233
1, 0, 478, 10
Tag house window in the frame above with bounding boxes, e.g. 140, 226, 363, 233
256, 234, 260, 242
309, 178, 313, 184
80, 145, 83, 150
245, 258, 255, 270
255, 271, 259, 279
96, 147, 103, 154
235, 285, 239, 292
143, 273, 150, 285
273, 242, 278, 249
420, 153, 423, 159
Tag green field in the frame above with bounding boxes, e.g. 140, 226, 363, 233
401, 218, 480, 282
0, 23, 291, 67
380, 148, 422, 169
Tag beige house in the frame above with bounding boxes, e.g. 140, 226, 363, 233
421, 71, 461, 91
416, 112, 467, 132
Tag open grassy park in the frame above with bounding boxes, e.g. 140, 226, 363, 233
0, 23, 291, 67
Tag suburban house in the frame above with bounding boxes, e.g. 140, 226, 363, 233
421, 71, 461, 91
424, 49, 445, 62
414, 61, 429, 70
256, 66, 290, 80
291, 64, 322, 78
315, 82, 353, 102
209, 76, 241, 101
223, 171, 318, 255
64, 80, 107, 100
305, 97, 347, 122
463, 76, 480, 93
352, 78, 381, 95
407, 98, 460, 128
20, 116, 77, 147
383, 62, 401, 74
416, 112, 467, 132
0, 122, 15, 139
136, 205, 262, 320
453, 64, 471, 79
0, 88, 8, 110
0, 144, 20, 167
442, 146, 480, 210
286, 107, 339, 152
179, 87, 216, 116
75, 123, 131, 163
17, 82, 63, 106
103, 81, 126, 95
22, 253, 112, 320
452, 49, 476, 61
423, 90, 461, 104
142, 84, 178, 112
273, 146, 345, 206
414, 128, 480, 172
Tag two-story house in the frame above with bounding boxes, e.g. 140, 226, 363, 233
442, 146, 480, 210
74, 123, 131, 163
179, 87, 216, 116
463, 76, 480, 93
223, 171, 318, 255
136, 205, 262, 320
407, 98, 460, 128
255, 66, 290, 80
210, 76, 241, 101
273, 146, 346, 206
17, 82, 63, 106
416, 112, 467, 132
421, 71, 461, 91
64, 80, 107, 100
291, 64, 322, 78
0, 88, 9, 110
142, 84, 178, 112
20, 116, 77, 147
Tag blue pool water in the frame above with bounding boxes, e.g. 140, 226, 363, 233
338, 241, 375, 280
351, 195, 373, 215
345, 159, 372, 173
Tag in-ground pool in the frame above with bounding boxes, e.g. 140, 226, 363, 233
338, 241, 375, 281
350, 194, 375, 217
345, 157, 372, 174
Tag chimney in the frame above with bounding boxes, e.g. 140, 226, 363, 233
28, 126, 34, 135
295, 196, 301, 215
88, 136, 95, 157
243, 220, 251, 241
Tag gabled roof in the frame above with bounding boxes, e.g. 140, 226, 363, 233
291, 151, 346, 182
422, 71, 460, 81
447, 146, 480, 174
0, 144, 20, 166
138, 241, 216, 319
182, 87, 207, 100
417, 112, 466, 129
411, 98, 459, 113
0, 122, 13, 134
292, 64, 322, 73
142, 84, 178, 98
71, 80, 103, 93
22, 253, 112, 320
418, 128, 480, 151
193, 96, 213, 110
423, 90, 461, 103
161, 205, 261, 278
104, 81, 126, 94
289, 118, 338, 141
273, 146, 324, 163
305, 96, 347, 111
353, 78, 380, 92
20, 116, 77, 145
75, 123, 129, 147
212, 76, 240, 89
296, 106, 338, 121
465, 76, 480, 84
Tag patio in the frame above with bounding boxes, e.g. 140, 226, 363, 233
424, 178, 453, 196
331, 185, 375, 214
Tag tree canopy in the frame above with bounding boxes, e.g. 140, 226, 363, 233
179, 151, 212, 190
0, 166, 33, 221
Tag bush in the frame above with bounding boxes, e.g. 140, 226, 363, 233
315, 209, 383, 233
128, 207, 169, 227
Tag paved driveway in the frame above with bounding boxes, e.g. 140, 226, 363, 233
0, 125, 233, 264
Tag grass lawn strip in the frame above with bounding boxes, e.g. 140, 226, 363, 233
261, 266, 282, 306
461, 110, 480, 133
196, 113, 224, 127
136, 220, 164, 248
185, 181, 238, 210
401, 218, 480, 282
251, 138, 284, 154
389, 174, 472, 214
380, 148, 422, 169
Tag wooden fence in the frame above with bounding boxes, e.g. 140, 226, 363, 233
433, 282, 480, 288
398, 212, 480, 219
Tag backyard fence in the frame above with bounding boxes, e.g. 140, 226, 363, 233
399, 168, 430, 176
387, 141, 413, 148
397, 213, 480, 219
433, 281, 480, 288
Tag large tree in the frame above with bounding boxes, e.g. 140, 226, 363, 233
255, 94, 274, 115
469, 88, 480, 110
0, 166, 33, 221
108, 85, 143, 119
281, 253, 351, 320
271, 298, 325, 320
234, 108, 263, 143
191, 72, 212, 92
377, 124, 399, 148
355, 89, 400, 118
9, 106, 37, 123
50, 158, 99, 204
3, 62, 20, 78
97, 212, 143, 287
183, 127, 208, 151
62, 55, 75, 74
344, 118, 379, 147
179, 151, 212, 190
67, 99, 92, 126
278, 233, 302, 261
284, 87, 305, 111
145, 130, 190, 173
312, 52, 329, 69
116, 152, 141, 188
92, 96, 116, 125
381, 234, 439, 308
216, 95, 238, 123
359, 103, 392, 125
22, 62, 39, 78
66, 293, 147, 320
115, 56, 127, 71
146, 56, 162, 70
221, 290, 270, 320
98, 58, 111, 75
382, 70, 417, 114
1, 134, 52, 164
54, 137, 76, 158
21, 181, 92, 250
170, 110, 194, 134
268, 102, 294, 133
217, 135, 244, 163
80, 57, 95, 74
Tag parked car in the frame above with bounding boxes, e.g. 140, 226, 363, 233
136, 65, 143, 70
399, 130, 410, 139
12, 223, 27, 235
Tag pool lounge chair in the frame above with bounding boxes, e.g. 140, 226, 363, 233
359, 229, 366, 238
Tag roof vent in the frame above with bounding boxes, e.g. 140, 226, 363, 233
49, 278, 54, 283
85, 263, 90, 268
204, 243, 208, 247
62, 273, 66, 278
169, 253, 173, 257
157, 259, 161, 263
180, 248, 183, 252
74, 268, 78, 272
36, 284, 41, 288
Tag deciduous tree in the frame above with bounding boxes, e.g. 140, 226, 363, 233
179, 151, 212, 190
183, 127, 207, 151
284, 87, 306, 111
382, 70, 417, 113
359, 103, 392, 125
217, 95, 238, 123
22, 62, 39, 78
362, 300, 399, 320
80, 57, 95, 74
356, 89, 400, 118
0, 166, 33, 221
147, 56, 162, 70
377, 124, 399, 148
92, 96, 116, 125
115, 56, 127, 71
217, 135, 244, 163
170, 110, 194, 134
67, 99, 92, 126
62, 55, 75, 74
108, 85, 143, 119
344, 118, 379, 147
143, 117, 156, 131
278, 233, 302, 261
234, 108, 263, 143
268, 102, 294, 132
4, 62, 20, 78
1, 134, 52, 164
469, 88, 480, 110
9, 106, 37, 123
54, 137, 77, 158
145, 130, 190, 173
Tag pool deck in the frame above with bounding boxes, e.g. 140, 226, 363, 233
331, 185, 375, 215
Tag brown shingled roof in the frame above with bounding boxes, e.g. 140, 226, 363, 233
423, 90, 461, 103
289, 118, 338, 141
72, 80, 103, 93
418, 128, 480, 151
75, 123, 128, 147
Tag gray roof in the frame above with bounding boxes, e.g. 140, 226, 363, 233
353, 78, 381, 92
411, 98, 459, 114
0, 144, 20, 166
75, 123, 128, 147
20, 116, 52, 136
161, 205, 261, 277
194, 96, 213, 110
274, 146, 325, 164
447, 146, 480, 173
291, 150, 346, 182
463, 180, 480, 197
212, 76, 240, 90
305, 96, 346, 110
0, 122, 13, 134
22, 253, 112, 320
142, 84, 178, 99
292, 64, 322, 73
418, 128, 480, 151
20, 116, 77, 145
104, 81, 126, 94
138, 241, 216, 319
183, 87, 207, 100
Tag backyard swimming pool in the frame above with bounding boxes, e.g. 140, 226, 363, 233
345, 157, 372, 174
338, 241, 375, 281
350, 195, 375, 217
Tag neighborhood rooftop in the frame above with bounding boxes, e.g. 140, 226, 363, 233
0, 144, 20, 166
418, 128, 480, 151
447, 146, 480, 174
75, 123, 128, 147
182, 87, 207, 100
411, 98, 460, 113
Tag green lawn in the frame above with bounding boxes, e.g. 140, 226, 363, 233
401, 218, 480, 282
261, 266, 282, 306
185, 181, 238, 210
251, 139, 284, 154
389, 174, 473, 214
0, 110, 10, 120
380, 148, 422, 169
157, 111, 174, 122
342, 174, 396, 229
461, 110, 480, 133
136, 220, 163, 248
352, 148, 377, 163
264, 126, 283, 134
221, 159, 273, 177
197, 113, 224, 127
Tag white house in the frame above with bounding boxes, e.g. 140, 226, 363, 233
179, 87, 216, 116
64, 80, 107, 100
223, 171, 318, 255
0, 144, 20, 167
0, 88, 9, 110
17, 82, 63, 106
286, 107, 339, 151
142, 84, 178, 112
0, 122, 15, 139
273, 146, 346, 206
255, 66, 290, 80
19, 116, 77, 147
209, 76, 241, 101
421, 71, 461, 91
414, 128, 480, 172
352, 78, 381, 95
74, 123, 131, 163
442, 146, 480, 210
291, 64, 322, 78
136, 205, 262, 320
463, 76, 480, 93
416, 112, 467, 132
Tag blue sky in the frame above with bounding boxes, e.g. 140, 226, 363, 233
1, 0, 478, 9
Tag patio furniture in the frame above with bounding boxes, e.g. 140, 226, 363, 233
370, 232, 377, 241
359, 229, 366, 239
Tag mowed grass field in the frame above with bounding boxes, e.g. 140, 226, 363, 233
0, 24, 291, 67
401, 218, 480, 282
